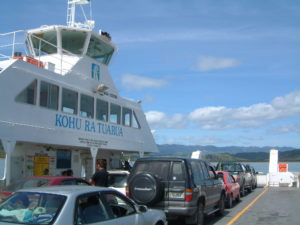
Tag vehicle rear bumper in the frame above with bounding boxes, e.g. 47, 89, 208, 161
163, 206, 197, 218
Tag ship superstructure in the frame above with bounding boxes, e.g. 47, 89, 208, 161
0, 0, 157, 185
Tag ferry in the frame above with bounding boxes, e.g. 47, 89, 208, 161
0, 0, 158, 186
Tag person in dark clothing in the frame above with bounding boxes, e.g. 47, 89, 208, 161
123, 161, 131, 171
89, 159, 108, 187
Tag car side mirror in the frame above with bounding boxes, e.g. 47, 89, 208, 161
136, 205, 148, 213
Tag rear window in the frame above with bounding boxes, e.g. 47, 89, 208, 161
170, 162, 184, 181
221, 164, 243, 172
107, 174, 128, 188
133, 161, 171, 181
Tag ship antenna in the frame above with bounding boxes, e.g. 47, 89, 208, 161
66, 0, 95, 29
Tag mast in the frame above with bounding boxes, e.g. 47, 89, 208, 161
66, 0, 95, 29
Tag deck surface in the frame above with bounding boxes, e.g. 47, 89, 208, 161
170, 187, 300, 225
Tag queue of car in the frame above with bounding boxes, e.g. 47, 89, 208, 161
0, 159, 258, 225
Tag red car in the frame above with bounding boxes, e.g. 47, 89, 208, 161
216, 171, 240, 208
0, 176, 90, 201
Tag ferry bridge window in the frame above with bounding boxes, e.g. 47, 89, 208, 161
40, 81, 59, 110
80, 94, 94, 118
132, 111, 140, 129
15, 80, 37, 105
30, 30, 57, 56
57, 150, 71, 169
86, 35, 114, 65
96, 99, 108, 122
122, 107, 132, 127
110, 103, 121, 124
62, 88, 78, 115
61, 30, 87, 55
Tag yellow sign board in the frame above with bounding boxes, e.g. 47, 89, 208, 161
34, 156, 49, 176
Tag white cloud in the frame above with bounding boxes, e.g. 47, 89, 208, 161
189, 106, 231, 122
145, 91, 300, 132
145, 111, 187, 129
268, 124, 300, 135
195, 56, 240, 72
188, 91, 300, 130
121, 74, 168, 91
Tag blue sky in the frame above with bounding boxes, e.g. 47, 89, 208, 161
1, 0, 300, 148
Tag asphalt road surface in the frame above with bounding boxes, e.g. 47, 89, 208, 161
169, 187, 300, 225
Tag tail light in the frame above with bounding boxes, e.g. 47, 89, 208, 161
125, 186, 130, 198
185, 188, 193, 202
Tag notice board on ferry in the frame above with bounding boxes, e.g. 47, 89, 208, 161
34, 156, 49, 176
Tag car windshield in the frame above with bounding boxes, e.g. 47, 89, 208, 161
0, 192, 66, 224
4, 178, 51, 192
220, 164, 243, 172
107, 174, 128, 188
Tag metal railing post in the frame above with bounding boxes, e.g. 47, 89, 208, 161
12, 32, 16, 57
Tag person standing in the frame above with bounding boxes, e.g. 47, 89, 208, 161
89, 159, 108, 187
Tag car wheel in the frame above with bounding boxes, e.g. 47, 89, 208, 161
226, 194, 233, 208
129, 173, 163, 205
217, 194, 225, 216
248, 185, 252, 193
196, 202, 204, 225
240, 184, 245, 197
235, 192, 241, 203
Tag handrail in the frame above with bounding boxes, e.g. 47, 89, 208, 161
0, 30, 80, 75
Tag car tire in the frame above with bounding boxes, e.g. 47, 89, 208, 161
248, 185, 252, 193
235, 192, 241, 203
195, 202, 205, 225
226, 194, 233, 208
240, 183, 245, 197
129, 173, 163, 205
217, 194, 225, 216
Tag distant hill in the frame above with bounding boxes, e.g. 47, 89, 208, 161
155, 144, 295, 157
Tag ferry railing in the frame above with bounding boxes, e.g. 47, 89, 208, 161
0, 31, 80, 76
30, 35, 77, 75
0, 30, 27, 60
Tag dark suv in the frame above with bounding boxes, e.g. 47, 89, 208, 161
216, 162, 252, 196
127, 157, 226, 225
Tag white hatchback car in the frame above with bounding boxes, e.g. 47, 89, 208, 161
107, 170, 130, 195
0, 186, 167, 225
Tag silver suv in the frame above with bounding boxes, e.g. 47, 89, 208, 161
127, 157, 226, 225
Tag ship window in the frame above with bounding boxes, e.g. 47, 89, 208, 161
15, 80, 37, 105
110, 103, 121, 124
57, 150, 71, 169
80, 94, 94, 118
31, 30, 57, 56
61, 30, 87, 55
132, 111, 140, 129
40, 81, 59, 110
96, 99, 108, 122
62, 88, 78, 115
86, 35, 114, 65
122, 107, 132, 127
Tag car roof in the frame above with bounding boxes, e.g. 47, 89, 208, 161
108, 170, 130, 174
218, 161, 242, 165
26, 176, 84, 180
136, 157, 207, 163
16, 185, 112, 196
